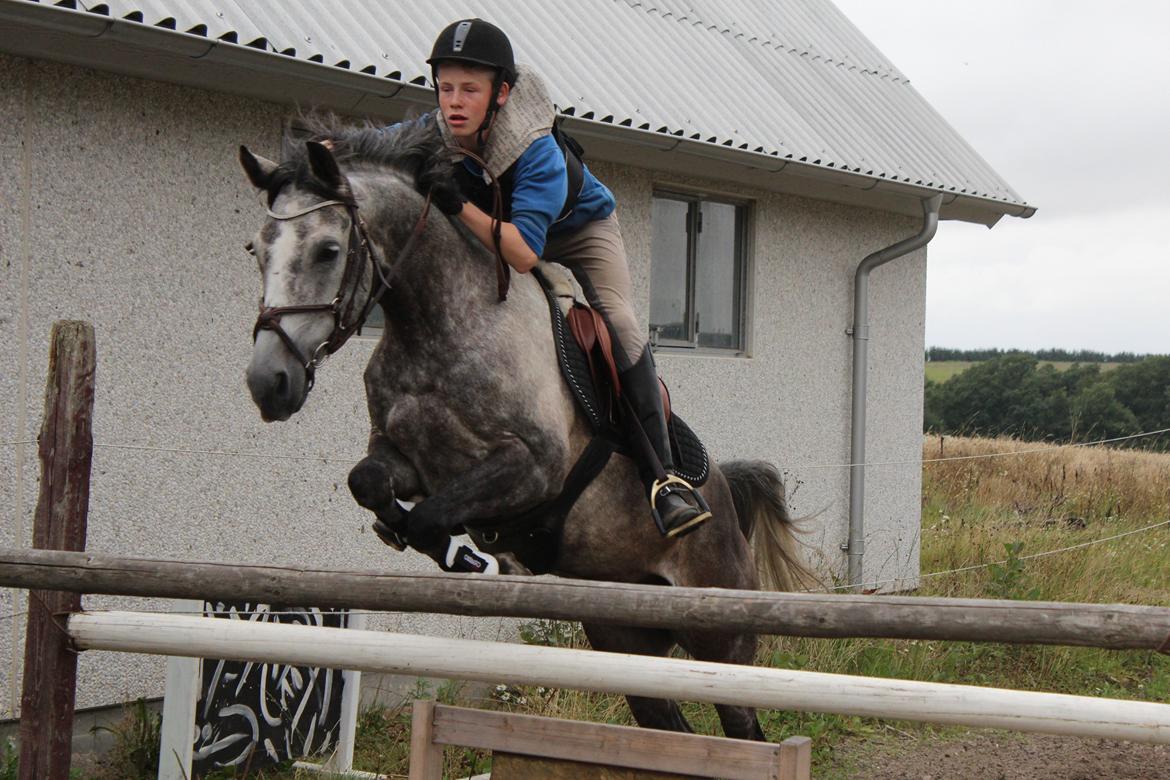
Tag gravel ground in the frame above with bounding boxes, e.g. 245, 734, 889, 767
826, 731, 1170, 780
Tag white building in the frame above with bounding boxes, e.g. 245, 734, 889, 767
0, 0, 1031, 719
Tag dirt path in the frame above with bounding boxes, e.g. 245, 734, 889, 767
825, 731, 1170, 779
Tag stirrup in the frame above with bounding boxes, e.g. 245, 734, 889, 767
650, 475, 713, 538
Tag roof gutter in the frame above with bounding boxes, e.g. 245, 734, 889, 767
844, 193, 943, 591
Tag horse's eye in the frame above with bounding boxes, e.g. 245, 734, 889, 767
316, 242, 342, 264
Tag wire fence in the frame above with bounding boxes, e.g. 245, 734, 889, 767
825, 518, 1170, 593
2, 425, 1167, 472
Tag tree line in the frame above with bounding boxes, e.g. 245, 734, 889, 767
925, 346, 1153, 364
924, 354, 1170, 449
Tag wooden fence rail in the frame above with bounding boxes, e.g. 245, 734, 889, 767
3, 547, 1170, 651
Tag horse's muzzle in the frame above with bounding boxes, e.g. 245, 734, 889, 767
246, 333, 309, 421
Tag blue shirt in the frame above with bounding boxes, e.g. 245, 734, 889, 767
460, 134, 616, 257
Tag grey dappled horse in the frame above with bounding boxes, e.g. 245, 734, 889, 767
240, 118, 807, 740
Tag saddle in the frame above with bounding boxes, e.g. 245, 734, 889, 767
534, 262, 709, 486
463, 263, 708, 573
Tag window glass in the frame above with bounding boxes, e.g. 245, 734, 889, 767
694, 201, 741, 349
649, 197, 691, 343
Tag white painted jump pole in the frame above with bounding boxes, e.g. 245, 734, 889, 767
69, 611, 1170, 745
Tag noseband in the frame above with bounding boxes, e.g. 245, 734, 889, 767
252, 191, 432, 390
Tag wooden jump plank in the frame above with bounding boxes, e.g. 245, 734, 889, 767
429, 704, 789, 780
490, 753, 692, 779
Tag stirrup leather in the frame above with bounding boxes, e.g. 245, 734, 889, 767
650, 475, 713, 538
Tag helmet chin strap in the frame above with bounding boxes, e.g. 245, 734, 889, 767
474, 72, 505, 150
474, 108, 499, 150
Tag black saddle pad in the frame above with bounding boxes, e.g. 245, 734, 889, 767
533, 267, 709, 487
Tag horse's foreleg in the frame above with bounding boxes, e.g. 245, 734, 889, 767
581, 623, 694, 734
404, 437, 557, 562
348, 432, 422, 548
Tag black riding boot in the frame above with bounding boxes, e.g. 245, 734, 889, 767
620, 347, 712, 538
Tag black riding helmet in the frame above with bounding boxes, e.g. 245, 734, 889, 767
427, 18, 516, 86
428, 19, 516, 144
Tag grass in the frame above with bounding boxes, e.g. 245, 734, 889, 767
53, 435, 1170, 778
0, 738, 16, 780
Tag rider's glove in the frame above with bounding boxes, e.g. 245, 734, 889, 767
431, 185, 467, 216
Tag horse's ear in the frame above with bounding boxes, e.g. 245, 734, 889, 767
239, 146, 277, 190
305, 141, 348, 193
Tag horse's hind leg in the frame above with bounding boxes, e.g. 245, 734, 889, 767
581, 623, 694, 733
676, 629, 766, 741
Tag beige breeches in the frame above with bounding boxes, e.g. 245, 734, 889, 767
542, 212, 644, 370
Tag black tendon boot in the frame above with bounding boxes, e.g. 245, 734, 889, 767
620, 347, 712, 537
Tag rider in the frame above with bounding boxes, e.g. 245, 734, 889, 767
425, 18, 709, 539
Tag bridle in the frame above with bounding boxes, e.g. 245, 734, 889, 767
251, 190, 432, 390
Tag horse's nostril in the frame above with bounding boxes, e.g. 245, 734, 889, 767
275, 370, 289, 397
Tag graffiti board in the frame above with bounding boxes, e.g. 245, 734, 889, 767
190, 602, 350, 774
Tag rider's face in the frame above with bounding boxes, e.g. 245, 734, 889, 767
436, 63, 509, 148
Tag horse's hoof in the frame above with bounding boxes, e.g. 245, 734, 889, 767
496, 552, 533, 576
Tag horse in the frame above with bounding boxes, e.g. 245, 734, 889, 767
239, 116, 808, 740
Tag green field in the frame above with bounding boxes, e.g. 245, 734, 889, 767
923, 360, 972, 382
925, 360, 1120, 384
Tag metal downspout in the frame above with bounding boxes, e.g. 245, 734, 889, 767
846, 194, 943, 590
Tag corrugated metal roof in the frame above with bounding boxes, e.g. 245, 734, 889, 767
18, 0, 1030, 212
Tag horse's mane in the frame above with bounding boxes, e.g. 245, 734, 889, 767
268, 112, 460, 205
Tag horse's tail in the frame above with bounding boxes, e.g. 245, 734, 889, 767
722, 460, 814, 592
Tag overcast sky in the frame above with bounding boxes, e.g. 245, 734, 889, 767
831, 1, 1170, 355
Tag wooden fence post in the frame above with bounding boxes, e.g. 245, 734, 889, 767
409, 699, 443, 780
18, 321, 96, 780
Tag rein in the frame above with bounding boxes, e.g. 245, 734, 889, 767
252, 190, 433, 389
451, 146, 510, 302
